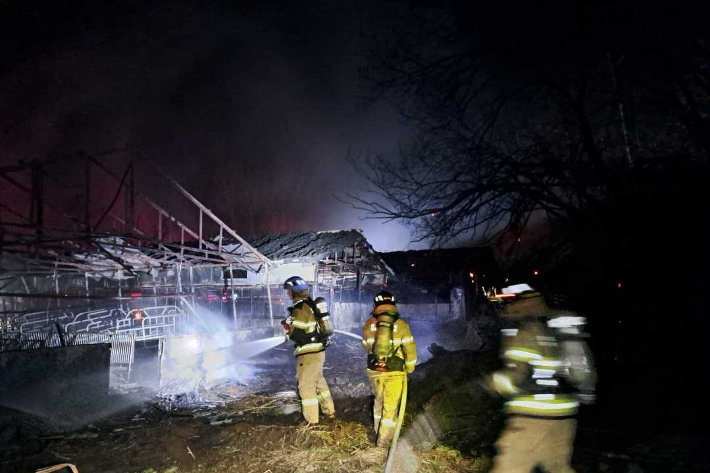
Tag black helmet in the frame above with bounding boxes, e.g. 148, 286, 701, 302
374, 290, 396, 307
283, 276, 308, 291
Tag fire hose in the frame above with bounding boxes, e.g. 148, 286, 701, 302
384, 372, 408, 473
36, 464, 79, 473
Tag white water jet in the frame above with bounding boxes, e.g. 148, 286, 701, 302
333, 329, 363, 341
233, 336, 286, 359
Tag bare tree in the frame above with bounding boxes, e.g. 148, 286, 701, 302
347, 2, 709, 247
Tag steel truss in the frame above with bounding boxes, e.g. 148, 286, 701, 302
0, 151, 272, 278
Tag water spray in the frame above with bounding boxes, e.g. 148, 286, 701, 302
232, 336, 286, 359
333, 329, 363, 341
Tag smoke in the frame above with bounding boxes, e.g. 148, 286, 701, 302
0, 1, 421, 250
1, 367, 152, 431
159, 303, 285, 396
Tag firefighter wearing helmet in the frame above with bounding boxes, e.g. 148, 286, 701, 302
361, 290, 417, 447
486, 283, 597, 473
281, 276, 335, 424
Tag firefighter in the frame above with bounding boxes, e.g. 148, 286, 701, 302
281, 276, 335, 424
486, 283, 596, 473
361, 291, 417, 447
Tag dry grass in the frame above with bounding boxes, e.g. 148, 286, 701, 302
217, 392, 298, 416
417, 445, 491, 472
253, 421, 385, 472
242, 420, 490, 473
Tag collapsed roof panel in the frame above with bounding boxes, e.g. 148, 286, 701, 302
222, 229, 392, 274
239, 230, 363, 261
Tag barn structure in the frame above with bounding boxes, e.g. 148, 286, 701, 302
0, 153, 391, 398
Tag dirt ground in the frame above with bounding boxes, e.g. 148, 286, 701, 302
1, 334, 492, 473
2, 332, 707, 473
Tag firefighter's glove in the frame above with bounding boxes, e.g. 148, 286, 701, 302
280, 317, 292, 337
322, 336, 332, 348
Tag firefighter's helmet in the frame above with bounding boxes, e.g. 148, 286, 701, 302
488, 283, 541, 302
490, 283, 548, 318
283, 276, 308, 291
374, 290, 396, 307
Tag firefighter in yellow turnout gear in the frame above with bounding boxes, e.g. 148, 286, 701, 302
487, 284, 596, 473
282, 276, 335, 424
361, 291, 417, 447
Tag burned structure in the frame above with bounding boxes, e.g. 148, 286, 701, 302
0, 154, 391, 398
0, 153, 277, 406
0, 155, 269, 333
224, 229, 393, 331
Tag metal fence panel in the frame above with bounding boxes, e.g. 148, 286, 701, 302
0, 331, 135, 365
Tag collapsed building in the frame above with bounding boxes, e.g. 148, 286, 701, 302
0, 155, 524, 473
0, 154, 396, 422
0, 153, 501, 439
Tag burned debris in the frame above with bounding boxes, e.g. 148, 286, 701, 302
1, 156, 493, 471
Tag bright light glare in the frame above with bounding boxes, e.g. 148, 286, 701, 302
187, 338, 201, 351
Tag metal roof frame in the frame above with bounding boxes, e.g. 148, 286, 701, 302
0, 151, 272, 279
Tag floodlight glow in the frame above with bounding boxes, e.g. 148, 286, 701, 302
187, 338, 201, 351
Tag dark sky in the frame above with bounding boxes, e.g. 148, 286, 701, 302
0, 0, 420, 251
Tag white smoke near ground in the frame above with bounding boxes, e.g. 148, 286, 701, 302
1, 367, 156, 432
159, 303, 285, 396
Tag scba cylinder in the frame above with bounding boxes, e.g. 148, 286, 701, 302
313, 297, 334, 337
373, 314, 396, 362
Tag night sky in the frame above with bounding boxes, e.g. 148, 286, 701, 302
0, 0, 419, 251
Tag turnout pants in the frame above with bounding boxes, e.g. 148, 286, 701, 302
369, 371, 405, 447
295, 351, 335, 423
491, 416, 577, 473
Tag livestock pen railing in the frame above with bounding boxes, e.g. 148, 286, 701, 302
0, 331, 137, 381
14, 305, 187, 339
2, 305, 189, 383
115, 308, 187, 341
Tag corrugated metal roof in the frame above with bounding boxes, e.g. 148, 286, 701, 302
220, 229, 381, 263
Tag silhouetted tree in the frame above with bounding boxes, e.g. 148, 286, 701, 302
350, 5, 710, 431
349, 1, 709, 246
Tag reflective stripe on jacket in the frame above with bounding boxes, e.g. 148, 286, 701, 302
490, 317, 579, 417
289, 298, 324, 356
